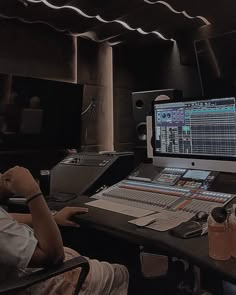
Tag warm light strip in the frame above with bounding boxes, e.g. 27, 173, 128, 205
144, 0, 211, 25
96, 15, 136, 31
73, 35, 77, 83
26, 0, 174, 41
137, 27, 175, 41
107, 41, 123, 46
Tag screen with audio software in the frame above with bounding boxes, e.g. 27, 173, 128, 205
153, 97, 236, 159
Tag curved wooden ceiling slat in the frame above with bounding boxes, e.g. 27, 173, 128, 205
28, 0, 143, 19
0, 0, 234, 45
164, 0, 236, 25
0, 0, 101, 34
120, 4, 202, 34
25, 0, 203, 40
44, 0, 112, 15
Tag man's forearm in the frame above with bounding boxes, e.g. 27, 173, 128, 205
10, 213, 32, 226
1, 166, 64, 266
28, 196, 64, 264
10, 211, 58, 227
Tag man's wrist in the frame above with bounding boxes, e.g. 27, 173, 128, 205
25, 190, 42, 200
26, 192, 43, 204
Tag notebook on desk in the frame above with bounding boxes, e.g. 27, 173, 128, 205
129, 211, 193, 231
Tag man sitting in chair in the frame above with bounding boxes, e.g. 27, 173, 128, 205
0, 166, 129, 295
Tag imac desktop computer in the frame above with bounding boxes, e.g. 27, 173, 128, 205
152, 96, 236, 173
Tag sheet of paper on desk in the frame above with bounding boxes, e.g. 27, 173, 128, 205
129, 211, 193, 231
85, 199, 155, 217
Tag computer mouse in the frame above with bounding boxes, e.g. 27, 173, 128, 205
74, 211, 88, 216
69, 210, 88, 222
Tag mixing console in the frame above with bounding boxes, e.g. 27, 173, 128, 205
94, 179, 235, 216
101, 186, 181, 212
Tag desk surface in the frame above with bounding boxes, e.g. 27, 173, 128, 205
49, 195, 236, 285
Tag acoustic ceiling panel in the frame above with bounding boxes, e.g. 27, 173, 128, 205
0, 0, 234, 45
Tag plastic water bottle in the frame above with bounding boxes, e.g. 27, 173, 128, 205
207, 207, 230, 261
229, 206, 236, 258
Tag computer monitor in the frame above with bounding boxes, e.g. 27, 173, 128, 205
152, 96, 236, 172
0, 76, 83, 150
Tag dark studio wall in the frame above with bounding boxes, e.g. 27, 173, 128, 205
0, 19, 78, 175
0, 17, 205, 160
0, 19, 76, 82
193, 25, 236, 98
0, 19, 113, 175
112, 39, 202, 153
0, 19, 114, 155
113, 40, 201, 96
157, 42, 202, 98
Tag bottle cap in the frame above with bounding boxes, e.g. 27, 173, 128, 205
211, 207, 228, 223
40, 170, 50, 176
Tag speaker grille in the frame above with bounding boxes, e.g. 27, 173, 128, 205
136, 122, 147, 141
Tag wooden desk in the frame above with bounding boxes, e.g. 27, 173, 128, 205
48, 195, 236, 285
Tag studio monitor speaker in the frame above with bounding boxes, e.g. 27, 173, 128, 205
132, 89, 182, 147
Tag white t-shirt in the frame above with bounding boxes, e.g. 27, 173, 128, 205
0, 207, 38, 284
0, 207, 129, 295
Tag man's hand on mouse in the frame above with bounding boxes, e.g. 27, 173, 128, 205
54, 206, 88, 227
